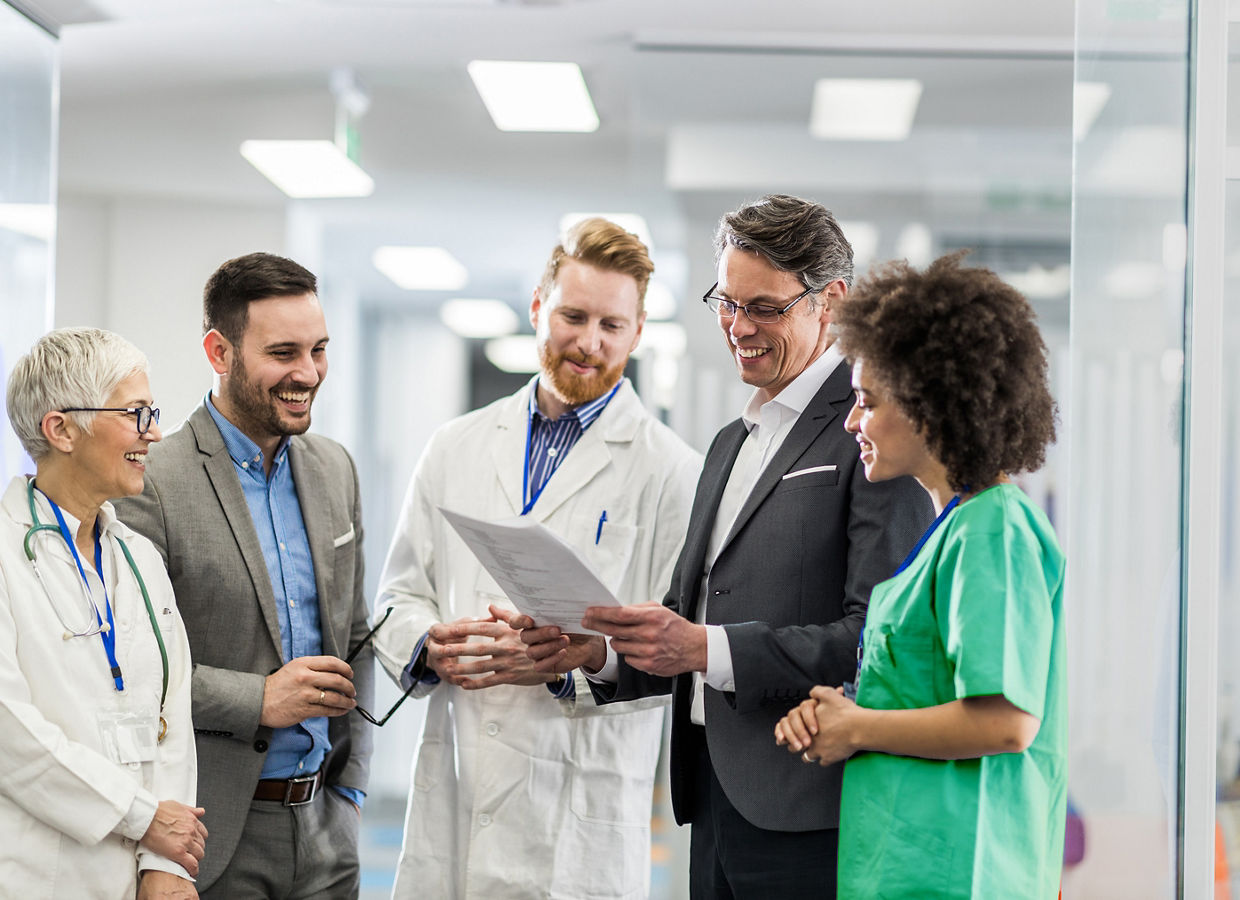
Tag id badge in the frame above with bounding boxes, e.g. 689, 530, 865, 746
97, 710, 158, 765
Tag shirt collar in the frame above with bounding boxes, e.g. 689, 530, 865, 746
740, 342, 846, 432
206, 392, 290, 470
527, 376, 625, 430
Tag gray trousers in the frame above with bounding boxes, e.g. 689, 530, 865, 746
201, 787, 361, 900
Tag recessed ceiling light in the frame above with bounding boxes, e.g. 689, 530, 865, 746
440, 298, 520, 338
1073, 82, 1112, 141
240, 140, 374, 198
895, 223, 933, 268
468, 60, 600, 133
643, 282, 676, 320
485, 335, 541, 373
838, 221, 879, 269
810, 79, 923, 141
558, 212, 652, 251
373, 246, 469, 291
630, 322, 687, 359
1000, 264, 1071, 300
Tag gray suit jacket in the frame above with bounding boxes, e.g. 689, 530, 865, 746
113, 401, 373, 890
593, 359, 933, 833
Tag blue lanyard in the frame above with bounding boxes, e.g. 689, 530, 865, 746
46, 497, 124, 692
854, 495, 961, 689
520, 380, 622, 516
521, 409, 566, 516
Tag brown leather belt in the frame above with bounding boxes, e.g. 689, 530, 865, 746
253, 769, 324, 806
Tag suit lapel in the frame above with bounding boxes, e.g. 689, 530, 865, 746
290, 438, 341, 656
716, 361, 854, 557
491, 389, 532, 518
192, 408, 285, 658
679, 420, 747, 616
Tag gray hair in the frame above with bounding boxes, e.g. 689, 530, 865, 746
6, 327, 149, 460
714, 194, 855, 297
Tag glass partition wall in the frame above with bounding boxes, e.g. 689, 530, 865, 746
0, 1, 56, 482
1066, 1, 1190, 896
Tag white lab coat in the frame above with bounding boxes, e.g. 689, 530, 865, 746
0, 477, 197, 899
374, 379, 701, 900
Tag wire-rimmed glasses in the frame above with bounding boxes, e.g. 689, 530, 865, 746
60, 405, 161, 435
701, 282, 817, 323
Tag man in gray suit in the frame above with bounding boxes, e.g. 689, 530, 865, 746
523, 196, 933, 898
115, 252, 372, 898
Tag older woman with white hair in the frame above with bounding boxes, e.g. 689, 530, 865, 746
0, 328, 205, 899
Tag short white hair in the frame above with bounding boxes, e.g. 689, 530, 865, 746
6, 327, 149, 460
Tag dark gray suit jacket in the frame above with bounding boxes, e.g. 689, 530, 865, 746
593, 359, 932, 833
113, 401, 373, 890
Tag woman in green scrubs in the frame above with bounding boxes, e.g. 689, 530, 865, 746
775, 251, 1066, 899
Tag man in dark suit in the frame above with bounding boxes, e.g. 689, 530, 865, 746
115, 252, 372, 898
522, 195, 933, 898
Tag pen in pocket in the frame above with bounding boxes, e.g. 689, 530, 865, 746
595, 510, 607, 544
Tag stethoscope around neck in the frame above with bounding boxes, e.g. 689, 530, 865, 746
23, 478, 169, 738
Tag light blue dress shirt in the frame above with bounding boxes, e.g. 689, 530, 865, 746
207, 397, 362, 806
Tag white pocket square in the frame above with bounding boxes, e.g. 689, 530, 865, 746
332, 525, 356, 547
781, 465, 838, 480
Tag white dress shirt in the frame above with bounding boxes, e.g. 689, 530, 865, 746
690, 343, 845, 723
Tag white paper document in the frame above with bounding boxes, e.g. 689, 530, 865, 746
440, 507, 619, 634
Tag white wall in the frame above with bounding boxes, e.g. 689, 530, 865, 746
55, 193, 285, 425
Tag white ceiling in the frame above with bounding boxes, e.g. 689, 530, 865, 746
25, 0, 1099, 315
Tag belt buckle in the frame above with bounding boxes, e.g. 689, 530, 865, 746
283, 772, 319, 807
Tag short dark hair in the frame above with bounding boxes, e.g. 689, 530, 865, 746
833, 251, 1058, 493
203, 252, 318, 344
538, 217, 655, 312
714, 194, 854, 297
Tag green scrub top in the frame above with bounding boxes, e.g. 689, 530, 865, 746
838, 484, 1067, 899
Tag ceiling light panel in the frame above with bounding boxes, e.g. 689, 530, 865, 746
240, 140, 374, 198
440, 298, 520, 338
374, 246, 469, 290
810, 78, 923, 141
485, 335, 541, 373
468, 60, 600, 133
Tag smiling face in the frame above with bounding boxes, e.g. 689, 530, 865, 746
844, 358, 940, 487
529, 258, 644, 419
715, 245, 840, 404
71, 371, 163, 504
209, 292, 328, 456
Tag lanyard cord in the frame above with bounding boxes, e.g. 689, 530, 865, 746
45, 497, 123, 692
27, 481, 168, 707
521, 379, 622, 516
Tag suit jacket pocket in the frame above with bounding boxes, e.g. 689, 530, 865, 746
775, 468, 840, 491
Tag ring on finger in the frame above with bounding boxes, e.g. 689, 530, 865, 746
318, 689, 325, 704
802, 751, 814, 763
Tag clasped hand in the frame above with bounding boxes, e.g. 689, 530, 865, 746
140, 800, 208, 877
774, 685, 857, 766
425, 606, 555, 689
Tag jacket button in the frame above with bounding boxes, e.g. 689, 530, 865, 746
254, 739, 269, 753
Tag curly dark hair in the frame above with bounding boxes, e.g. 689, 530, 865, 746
833, 251, 1057, 493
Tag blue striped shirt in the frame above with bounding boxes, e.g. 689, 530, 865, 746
523, 377, 622, 514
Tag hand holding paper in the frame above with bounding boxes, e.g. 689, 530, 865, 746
439, 507, 620, 634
